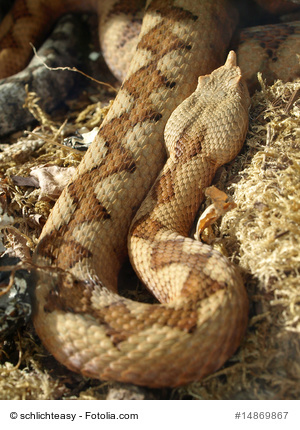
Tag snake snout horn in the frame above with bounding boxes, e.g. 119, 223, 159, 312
225, 50, 237, 67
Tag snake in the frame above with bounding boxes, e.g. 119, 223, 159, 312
0, 0, 299, 387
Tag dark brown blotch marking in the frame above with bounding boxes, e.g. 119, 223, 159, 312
150, 239, 204, 272
43, 274, 94, 315
173, 123, 206, 161
57, 239, 92, 269
147, 0, 198, 23
98, 300, 200, 339
150, 165, 177, 206
181, 273, 227, 302
151, 241, 226, 303
123, 66, 167, 101
97, 302, 135, 346
175, 135, 204, 161
137, 23, 192, 59
105, 0, 145, 20
1, 0, 32, 50
36, 230, 94, 270
131, 216, 165, 240
240, 22, 296, 53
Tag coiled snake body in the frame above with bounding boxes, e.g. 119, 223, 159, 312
1, 0, 298, 387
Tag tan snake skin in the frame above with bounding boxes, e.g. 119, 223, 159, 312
0, 0, 298, 387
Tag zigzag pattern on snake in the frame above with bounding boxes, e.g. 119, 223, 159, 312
0, 0, 299, 387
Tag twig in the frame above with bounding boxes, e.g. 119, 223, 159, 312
30, 43, 118, 93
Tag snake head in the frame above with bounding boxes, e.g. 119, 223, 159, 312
165, 50, 250, 165
197, 50, 249, 103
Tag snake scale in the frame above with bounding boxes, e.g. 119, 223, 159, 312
0, 0, 299, 387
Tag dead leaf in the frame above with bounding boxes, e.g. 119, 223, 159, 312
30, 165, 76, 198
195, 185, 236, 240
11, 175, 39, 187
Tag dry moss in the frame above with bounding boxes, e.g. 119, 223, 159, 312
0, 76, 299, 400
0, 329, 65, 400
